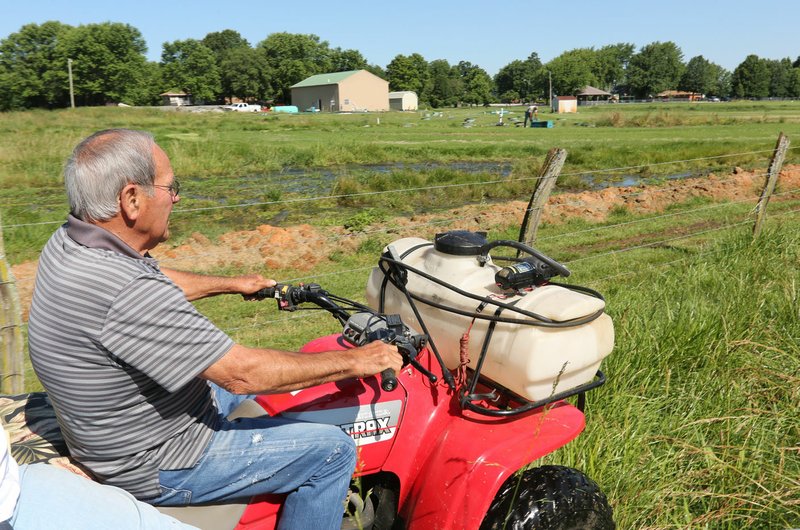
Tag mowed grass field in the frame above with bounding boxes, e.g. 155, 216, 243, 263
2, 101, 799, 528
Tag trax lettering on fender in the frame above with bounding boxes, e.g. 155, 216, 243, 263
340, 417, 392, 439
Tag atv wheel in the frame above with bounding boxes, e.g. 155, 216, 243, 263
479, 465, 614, 530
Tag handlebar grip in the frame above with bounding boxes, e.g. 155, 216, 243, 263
252, 286, 276, 299
380, 368, 398, 392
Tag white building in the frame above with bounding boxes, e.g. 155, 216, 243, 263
389, 91, 418, 111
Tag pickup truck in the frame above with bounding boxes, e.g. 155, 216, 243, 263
224, 102, 261, 112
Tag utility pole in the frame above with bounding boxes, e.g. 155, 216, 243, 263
548, 71, 553, 111
67, 58, 75, 109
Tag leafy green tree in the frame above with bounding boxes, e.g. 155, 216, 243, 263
494, 53, 542, 102
788, 67, 800, 98
55, 22, 150, 106
679, 55, 722, 94
257, 33, 337, 102
594, 43, 635, 92
202, 29, 251, 102
424, 59, 461, 107
709, 64, 732, 97
202, 30, 250, 57
766, 58, 795, 97
123, 61, 163, 106
457, 61, 493, 105
330, 48, 368, 72
219, 46, 271, 102
626, 41, 685, 98
0, 21, 73, 109
160, 39, 221, 103
386, 53, 430, 94
545, 48, 598, 96
731, 54, 770, 98
364, 64, 386, 79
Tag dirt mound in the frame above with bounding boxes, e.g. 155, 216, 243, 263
10, 164, 800, 318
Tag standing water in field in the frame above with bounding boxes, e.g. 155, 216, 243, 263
221, 162, 706, 198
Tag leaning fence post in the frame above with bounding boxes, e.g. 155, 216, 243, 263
753, 132, 790, 238
0, 214, 25, 393
518, 148, 568, 250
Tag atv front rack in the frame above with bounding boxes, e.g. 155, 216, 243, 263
452, 301, 606, 417
459, 370, 606, 417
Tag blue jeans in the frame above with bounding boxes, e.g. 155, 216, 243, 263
11, 463, 196, 530
150, 385, 357, 530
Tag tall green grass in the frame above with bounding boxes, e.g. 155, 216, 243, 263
544, 221, 800, 529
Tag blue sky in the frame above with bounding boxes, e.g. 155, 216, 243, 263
1, 0, 798, 76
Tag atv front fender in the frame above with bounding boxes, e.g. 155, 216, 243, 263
401, 401, 585, 530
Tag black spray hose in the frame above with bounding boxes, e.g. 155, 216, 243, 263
379, 248, 456, 390
395, 280, 456, 390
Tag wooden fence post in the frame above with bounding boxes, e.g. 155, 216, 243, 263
0, 214, 24, 393
753, 132, 790, 238
518, 148, 568, 250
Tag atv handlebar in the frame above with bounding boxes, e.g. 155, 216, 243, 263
250, 284, 433, 391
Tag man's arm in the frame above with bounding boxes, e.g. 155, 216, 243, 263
161, 268, 274, 301
200, 341, 404, 395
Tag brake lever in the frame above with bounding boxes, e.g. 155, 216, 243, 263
395, 341, 438, 385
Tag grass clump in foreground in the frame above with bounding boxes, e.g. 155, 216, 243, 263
545, 222, 800, 529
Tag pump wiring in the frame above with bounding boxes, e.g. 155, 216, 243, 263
378, 255, 605, 328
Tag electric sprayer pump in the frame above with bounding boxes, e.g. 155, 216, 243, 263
366, 230, 614, 415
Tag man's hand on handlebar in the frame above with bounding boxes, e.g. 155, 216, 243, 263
350, 341, 404, 379
241, 275, 277, 300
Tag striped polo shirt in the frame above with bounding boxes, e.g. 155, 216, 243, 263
28, 215, 234, 499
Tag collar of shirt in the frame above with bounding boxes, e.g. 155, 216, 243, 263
64, 214, 158, 265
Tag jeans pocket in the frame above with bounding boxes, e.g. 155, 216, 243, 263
157, 484, 193, 505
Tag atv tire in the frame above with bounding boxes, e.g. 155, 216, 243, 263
479, 465, 614, 530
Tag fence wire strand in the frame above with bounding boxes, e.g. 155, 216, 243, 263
2, 147, 793, 230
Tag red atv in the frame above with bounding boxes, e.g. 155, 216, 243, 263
163, 231, 614, 529
14, 231, 616, 529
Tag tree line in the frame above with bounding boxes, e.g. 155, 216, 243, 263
1, 21, 799, 111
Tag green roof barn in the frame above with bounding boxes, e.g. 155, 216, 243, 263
290, 70, 389, 112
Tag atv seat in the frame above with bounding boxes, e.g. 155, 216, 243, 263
1, 392, 268, 530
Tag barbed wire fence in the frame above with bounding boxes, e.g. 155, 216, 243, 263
0, 135, 796, 391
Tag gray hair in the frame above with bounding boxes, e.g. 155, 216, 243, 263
64, 129, 157, 222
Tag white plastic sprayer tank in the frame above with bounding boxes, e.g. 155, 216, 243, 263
366, 233, 614, 402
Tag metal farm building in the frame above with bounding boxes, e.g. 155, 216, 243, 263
290, 70, 389, 112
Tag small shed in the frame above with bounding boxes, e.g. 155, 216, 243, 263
160, 92, 192, 106
389, 91, 418, 111
291, 70, 389, 112
553, 96, 578, 114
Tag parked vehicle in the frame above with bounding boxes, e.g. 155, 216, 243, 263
224, 102, 261, 112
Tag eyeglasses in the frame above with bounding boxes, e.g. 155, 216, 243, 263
152, 179, 180, 199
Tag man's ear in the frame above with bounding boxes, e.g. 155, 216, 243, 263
119, 183, 141, 221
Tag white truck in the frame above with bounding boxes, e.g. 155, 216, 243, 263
224, 102, 261, 113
